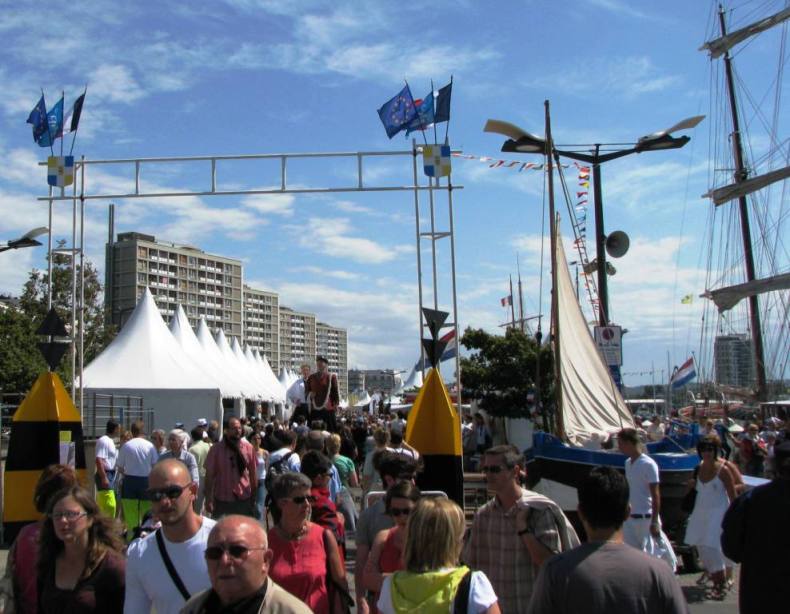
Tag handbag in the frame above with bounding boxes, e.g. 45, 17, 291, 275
680, 466, 700, 514
322, 529, 354, 614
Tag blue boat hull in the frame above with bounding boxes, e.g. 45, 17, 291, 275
525, 432, 698, 533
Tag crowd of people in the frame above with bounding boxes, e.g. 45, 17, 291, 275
1, 357, 787, 613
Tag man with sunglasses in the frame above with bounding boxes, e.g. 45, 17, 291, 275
181, 515, 311, 613
125, 459, 217, 614
463, 444, 578, 614
205, 416, 258, 518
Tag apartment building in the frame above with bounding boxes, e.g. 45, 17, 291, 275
278, 307, 317, 373
714, 334, 756, 388
317, 322, 348, 398
243, 285, 280, 369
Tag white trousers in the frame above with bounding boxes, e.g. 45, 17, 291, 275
623, 517, 678, 571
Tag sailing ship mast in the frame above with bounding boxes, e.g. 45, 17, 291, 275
701, 4, 790, 400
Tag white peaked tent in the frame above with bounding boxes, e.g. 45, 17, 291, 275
258, 353, 285, 403
215, 330, 260, 400
403, 366, 424, 389
83, 289, 223, 430
391, 373, 405, 395
195, 318, 249, 399
356, 390, 372, 407
245, 346, 285, 403
287, 369, 299, 387
278, 367, 291, 392
230, 336, 265, 400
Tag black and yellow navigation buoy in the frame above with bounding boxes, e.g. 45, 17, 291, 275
3, 308, 86, 544
404, 307, 463, 507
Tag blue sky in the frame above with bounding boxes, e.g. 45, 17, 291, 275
1, 0, 787, 385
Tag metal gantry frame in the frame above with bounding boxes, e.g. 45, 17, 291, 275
39, 141, 464, 415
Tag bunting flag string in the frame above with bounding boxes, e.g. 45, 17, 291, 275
451, 152, 570, 172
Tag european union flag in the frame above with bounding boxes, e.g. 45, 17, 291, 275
27, 95, 48, 143
36, 96, 64, 148
377, 85, 417, 139
405, 91, 435, 135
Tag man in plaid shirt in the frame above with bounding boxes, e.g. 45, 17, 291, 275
463, 444, 578, 613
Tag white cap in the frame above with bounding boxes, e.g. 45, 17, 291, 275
197, 418, 208, 427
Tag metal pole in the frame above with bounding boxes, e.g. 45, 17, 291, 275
47, 185, 53, 311
411, 140, 426, 377
428, 176, 439, 311
79, 157, 86, 417
71, 177, 78, 399
592, 148, 608, 326
447, 175, 462, 415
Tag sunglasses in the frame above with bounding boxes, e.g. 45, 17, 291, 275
698, 445, 717, 452
146, 484, 191, 502
390, 508, 412, 517
481, 465, 506, 474
50, 510, 87, 522
284, 495, 316, 505
205, 544, 268, 561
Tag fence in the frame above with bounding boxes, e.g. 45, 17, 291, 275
83, 392, 153, 438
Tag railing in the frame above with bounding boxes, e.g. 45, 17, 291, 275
83, 393, 154, 438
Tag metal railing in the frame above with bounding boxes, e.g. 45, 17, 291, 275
83, 393, 153, 438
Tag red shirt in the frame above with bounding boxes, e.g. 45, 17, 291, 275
204, 438, 257, 501
268, 523, 329, 614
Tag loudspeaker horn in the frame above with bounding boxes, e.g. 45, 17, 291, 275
605, 230, 630, 258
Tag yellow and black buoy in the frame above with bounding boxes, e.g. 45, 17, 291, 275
3, 371, 86, 544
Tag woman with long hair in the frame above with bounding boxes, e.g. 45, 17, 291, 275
267, 473, 348, 614
377, 497, 500, 614
250, 431, 269, 520
0, 465, 78, 614
684, 434, 737, 600
37, 486, 126, 613
363, 482, 421, 613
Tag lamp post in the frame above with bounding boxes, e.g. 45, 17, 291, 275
0, 227, 49, 253
484, 116, 704, 326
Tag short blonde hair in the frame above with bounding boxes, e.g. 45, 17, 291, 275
326, 433, 341, 456
403, 497, 465, 572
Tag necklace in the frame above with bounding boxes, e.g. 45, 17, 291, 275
278, 523, 309, 541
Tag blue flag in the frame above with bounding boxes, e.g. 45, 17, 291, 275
405, 92, 435, 135
27, 95, 48, 143
377, 85, 417, 139
36, 96, 64, 148
433, 81, 452, 124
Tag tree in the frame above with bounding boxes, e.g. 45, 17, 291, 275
460, 326, 554, 420
0, 247, 117, 394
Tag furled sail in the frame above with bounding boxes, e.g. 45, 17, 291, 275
703, 166, 790, 206
700, 7, 790, 58
555, 229, 634, 445
703, 272, 790, 313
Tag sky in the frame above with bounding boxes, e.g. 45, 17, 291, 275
1, 0, 787, 386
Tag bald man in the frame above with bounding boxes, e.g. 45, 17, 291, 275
181, 515, 311, 613
125, 459, 217, 614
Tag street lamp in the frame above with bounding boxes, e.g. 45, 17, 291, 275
0, 226, 49, 253
484, 115, 704, 325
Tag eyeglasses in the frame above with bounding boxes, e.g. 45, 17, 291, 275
284, 495, 316, 505
390, 508, 412, 517
50, 510, 87, 522
205, 544, 268, 561
146, 484, 191, 502
481, 465, 506, 474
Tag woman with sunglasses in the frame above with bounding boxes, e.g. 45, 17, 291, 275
378, 497, 500, 614
683, 434, 737, 600
36, 486, 125, 613
363, 482, 421, 613
267, 473, 348, 613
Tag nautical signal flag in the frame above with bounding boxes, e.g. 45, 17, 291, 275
681, 294, 693, 304
377, 85, 417, 139
670, 357, 697, 388
501, 295, 512, 307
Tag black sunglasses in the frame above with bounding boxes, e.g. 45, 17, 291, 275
205, 544, 267, 561
285, 495, 316, 505
481, 465, 506, 474
390, 508, 412, 517
146, 484, 190, 502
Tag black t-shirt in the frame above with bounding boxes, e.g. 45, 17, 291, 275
38, 550, 125, 614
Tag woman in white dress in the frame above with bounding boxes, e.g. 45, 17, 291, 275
684, 434, 737, 600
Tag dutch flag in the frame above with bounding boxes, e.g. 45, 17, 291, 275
670, 357, 696, 389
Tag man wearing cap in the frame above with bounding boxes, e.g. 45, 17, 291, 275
722, 440, 790, 612
306, 355, 340, 432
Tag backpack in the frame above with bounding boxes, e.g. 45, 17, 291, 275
264, 451, 294, 493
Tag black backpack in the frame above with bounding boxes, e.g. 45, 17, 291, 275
264, 451, 294, 493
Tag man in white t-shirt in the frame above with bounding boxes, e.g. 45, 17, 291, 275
125, 458, 216, 614
618, 427, 677, 570
95, 419, 120, 518
117, 420, 159, 536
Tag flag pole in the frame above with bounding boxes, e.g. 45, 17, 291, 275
69, 85, 87, 156
443, 75, 453, 143
42, 88, 54, 157
404, 79, 429, 147
431, 79, 438, 146
509, 275, 516, 329
60, 90, 65, 158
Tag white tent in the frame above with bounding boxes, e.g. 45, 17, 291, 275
215, 330, 260, 399
278, 367, 291, 391
195, 318, 249, 399
258, 353, 285, 403
245, 345, 285, 403
83, 289, 223, 431
356, 390, 372, 407
403, 366, 424, 390
287, 368, 299, 387
226, 335, 264, 400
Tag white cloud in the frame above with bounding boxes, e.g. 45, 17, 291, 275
241, 193, 296, 217
289, 265, 361, 281
298, 217, 411, 264
89, 64, 146, 104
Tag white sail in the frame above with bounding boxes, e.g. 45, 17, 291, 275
700, 7, 790, 58
555, 230, 634, 444
703, 166, 790, 206
703, 272, 790, 313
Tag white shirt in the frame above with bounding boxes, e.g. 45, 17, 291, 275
117, 437, 158, 477
377, 570, 497, 614
269, 447, 301, 472
124, 517, 216, 614
95, 435, 118, 471
287, 379, 308, 405
625, 453, 660, 515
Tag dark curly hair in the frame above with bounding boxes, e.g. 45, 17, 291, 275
33, 464, 79, 514
37, 486, 124, 587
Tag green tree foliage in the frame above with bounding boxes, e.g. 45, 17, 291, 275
460, 326, 554, 419
0, 248, 116, 394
